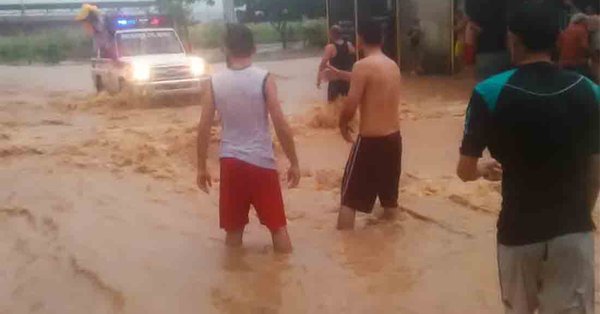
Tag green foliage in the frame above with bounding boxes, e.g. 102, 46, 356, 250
189, 20, 325, 49
189, 22, 225, 48
235, 0, 325, 21
234, 0, 325, 48
302, 19, 327, 47
0, 29, 91, 64
250, 21, 303, 43
0, 19, 326, 64
156, 0, 215, 44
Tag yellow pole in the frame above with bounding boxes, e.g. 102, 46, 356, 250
325, 0, 330, 30
451, 0, 455, 74
395, 0, 401, 66
354, 0, 359, 61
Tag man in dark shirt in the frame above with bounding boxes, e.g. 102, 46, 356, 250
457, 3, 599, 313
317, 25, 356, 103
466, 0, 511, 80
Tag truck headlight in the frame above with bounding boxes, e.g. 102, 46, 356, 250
132, 61, 150, 81
190, 57, 206, 77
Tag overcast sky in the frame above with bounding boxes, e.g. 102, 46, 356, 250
0, 0, 223, 10
0, 0, 224, 15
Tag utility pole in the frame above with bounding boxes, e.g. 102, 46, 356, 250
223, 0, 237, 22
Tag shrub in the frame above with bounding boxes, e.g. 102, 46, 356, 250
189, 21, 308, 49
302, 19, 328, 47
189, 22, 225, 49
0, 29, 91, 64
0, 19, 327, 64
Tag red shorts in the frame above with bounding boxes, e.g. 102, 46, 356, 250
464, 44, 476, 65
219, 158, 286, 232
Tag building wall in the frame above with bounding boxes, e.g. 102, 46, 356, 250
191, 0, 224, 23
398, 0, 453, 74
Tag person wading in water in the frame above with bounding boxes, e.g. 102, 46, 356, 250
317, 25, 356, 103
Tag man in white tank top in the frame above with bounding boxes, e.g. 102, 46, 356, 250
196, 24, 300, 253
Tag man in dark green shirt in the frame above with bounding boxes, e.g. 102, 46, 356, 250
457, 3, 599, 313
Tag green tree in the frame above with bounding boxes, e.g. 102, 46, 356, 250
156, 0, 215, 47
234, 0, 325, 49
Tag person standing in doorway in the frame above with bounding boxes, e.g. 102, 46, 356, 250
457, 3, 599, 313
464, 18, 481, 66
466, 0, 511, 80
558, 13, 593, 79
317, 25, 356, 103
454, 9, 469, 72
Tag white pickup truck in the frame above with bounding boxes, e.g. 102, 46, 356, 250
91, 21, 208, 98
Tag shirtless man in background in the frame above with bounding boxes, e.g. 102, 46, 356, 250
327, 19, 403, 230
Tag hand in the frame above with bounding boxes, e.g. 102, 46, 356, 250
197, 168, 212, 193
477, 159, 502, 181
316, 80, 321, 89
287, 164, 300, 188
340, 124, 355, 143
325, 64, 341, 80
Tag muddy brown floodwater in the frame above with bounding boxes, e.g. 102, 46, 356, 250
0, 59, 598, 314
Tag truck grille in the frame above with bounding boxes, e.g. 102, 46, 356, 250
151, 65, 192, 81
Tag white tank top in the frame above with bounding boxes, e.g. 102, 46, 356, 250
211, 66, 276, 169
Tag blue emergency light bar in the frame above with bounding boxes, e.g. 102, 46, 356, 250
109, 15, 171, 30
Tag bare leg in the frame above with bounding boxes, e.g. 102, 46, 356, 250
271, 227, 292, 254
381, 206, 407, 221
337, 205, 356, 230
225, 229, 244, 248
381, 207, 398, 220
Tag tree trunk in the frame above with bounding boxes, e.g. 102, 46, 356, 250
280, 21, 288, 49
222, 0, 237, 22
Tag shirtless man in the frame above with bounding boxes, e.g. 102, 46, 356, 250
327, 20, 403, 230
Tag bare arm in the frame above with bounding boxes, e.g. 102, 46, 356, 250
468, 21, 482, 37
265, 75, 300, 187
196, 81, 216, 193
347, 41, 356, 55
339, 62, 367, 143
457, 90, 501, 182
454, 18, 467, 33
317, 44, 336, 87
588, 155, 600, 210
457, 156, 480, 182
326, 64, 353, 82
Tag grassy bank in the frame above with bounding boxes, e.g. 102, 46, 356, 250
0, 29, 92, 64
190, 19, 327, 49
0, 20, 327, 64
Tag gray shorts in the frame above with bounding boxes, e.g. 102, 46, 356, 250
497, 232, 595, 314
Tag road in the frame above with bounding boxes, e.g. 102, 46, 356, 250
0, 58, 597, 314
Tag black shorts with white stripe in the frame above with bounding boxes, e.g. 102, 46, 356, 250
341, 131, 402, 213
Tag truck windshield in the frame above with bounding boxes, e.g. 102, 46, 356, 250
117, 31, 183, 57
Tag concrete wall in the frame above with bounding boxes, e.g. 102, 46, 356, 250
192, 0, 224, 22
398, 0, 453, 74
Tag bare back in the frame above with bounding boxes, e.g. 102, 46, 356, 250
352, 53, 401, 136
